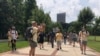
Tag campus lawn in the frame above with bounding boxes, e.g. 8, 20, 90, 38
88, 36, 100, 52
0, 41, 29, 53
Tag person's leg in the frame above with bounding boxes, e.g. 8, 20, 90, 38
14, 40, 16, 50
52, 40, 54, 48
32, 48, 36, 56
84, 41, 87, 55
42, 43, 44, 48
57, 41, 59, 50
11, 40, 15, 52
29, 47, 32, 56
73, 41, 75, 47
58, 41, 60, 50
12, 40, 16, 51
69, 39, 71, 45
73, 38, 76, 47
64, 39, 66, 45
59, 41, 62, 49
39, 43, 41, 49
81, 41, 84, 54
65, 38, 67, 45
79, 40, 82, 51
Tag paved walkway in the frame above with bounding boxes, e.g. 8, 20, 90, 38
0, 42, 99, 56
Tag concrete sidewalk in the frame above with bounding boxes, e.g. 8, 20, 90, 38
0, 42, 99, 56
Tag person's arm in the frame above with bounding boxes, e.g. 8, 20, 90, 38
7, 31, 10, 39
87, 31, 90, 37
16, 31, 18, 39
78, 31, 82, 41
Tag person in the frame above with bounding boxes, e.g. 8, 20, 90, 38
79, 27, 89, 55
10, 26, 18, 52
68, 32, 73, 45
56, 29, 63, 50
29, 21, 38, 56
63, 32, 67, 45
47, 32, 50, 44
38, 24, 45, 49
72, 32, 77, 47
50, 31, 55, 48
7, 28, 12, 47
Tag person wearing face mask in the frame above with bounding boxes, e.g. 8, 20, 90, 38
10, 26, 18, 52
79, 26, 89, 55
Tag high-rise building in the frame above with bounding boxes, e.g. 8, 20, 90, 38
57, 13, 66, 23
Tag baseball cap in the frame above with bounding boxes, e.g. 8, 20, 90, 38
31, 21, 36, 24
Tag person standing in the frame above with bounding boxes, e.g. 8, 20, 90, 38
29, 21, 38, 56
56, 29, 63, 50
79, 27, 89, 55
10, 26, 18, 52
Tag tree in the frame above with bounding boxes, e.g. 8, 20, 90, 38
0, 0, 26, 39
24, 0, 37, 28
93, 17, 100, 41
68, 21, 82, 33
30, 8, 53, 32
0, 0, 11, 39
78, 7, 94, 27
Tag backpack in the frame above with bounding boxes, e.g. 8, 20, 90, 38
25, 27, 33, 40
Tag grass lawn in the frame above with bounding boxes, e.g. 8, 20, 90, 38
0, 41, 29, 53
88, 36, 100, 52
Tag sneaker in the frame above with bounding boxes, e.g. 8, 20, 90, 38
81, 52, 83, 54
60, 47, 62, 49
57, 48, 59, 50
84, 53, 86, 55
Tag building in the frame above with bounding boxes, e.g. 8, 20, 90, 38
57, 13, 66, 23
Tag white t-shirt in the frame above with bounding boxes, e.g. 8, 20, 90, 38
79, 31, 89, 41
11, 30, 18, 40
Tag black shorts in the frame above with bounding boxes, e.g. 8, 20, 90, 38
11, 39, 16, 43
73, 38, 77, 42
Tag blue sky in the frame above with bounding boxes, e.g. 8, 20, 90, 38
36, 0, 100, 23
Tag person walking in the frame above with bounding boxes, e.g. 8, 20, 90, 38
10, 26, 18, 52
7, 28, 12, 47
79, 27, 89, 55
56, 29, 63, 50
29, 21, 38, 56
50, 31, 55, 48
72, 32, 77, 47
38, 24, 45, 49
68, 32, 73, 45
63, 32, 67, 45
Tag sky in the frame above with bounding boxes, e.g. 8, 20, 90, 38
36, 0, 100, 23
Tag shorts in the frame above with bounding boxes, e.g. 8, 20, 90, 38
72, 38, 77, 42
57, 41, 61, 46
11, 39, 16, 43
82, 40, 87, 45
29, 40, 37, 48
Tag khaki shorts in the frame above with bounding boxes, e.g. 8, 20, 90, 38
82, 40, 87, 45
29, 40, 37, 48
57, 41, 61, 46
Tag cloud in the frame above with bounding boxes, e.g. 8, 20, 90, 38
36, 0, 100, 23
88, 0, 100, 16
